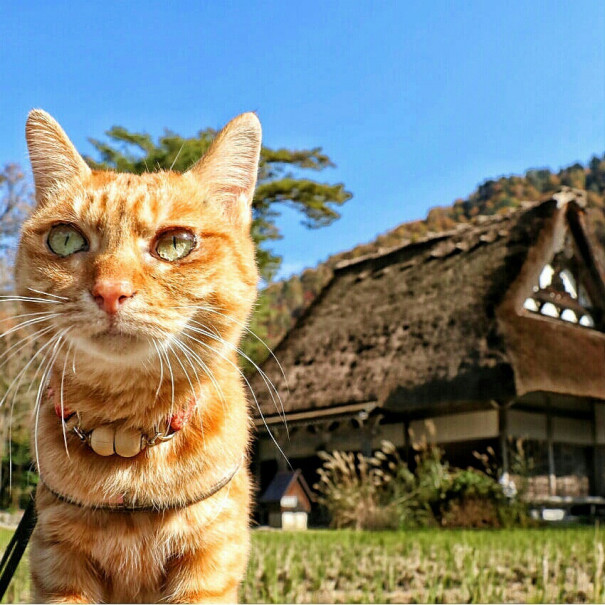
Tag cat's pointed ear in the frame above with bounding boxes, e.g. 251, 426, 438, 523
187, 112, 261, 225
26, 109, 92, 204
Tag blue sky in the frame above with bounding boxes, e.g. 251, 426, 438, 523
1, 1, 604, 278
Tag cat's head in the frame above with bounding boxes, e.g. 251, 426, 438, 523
15, 110, 261, 370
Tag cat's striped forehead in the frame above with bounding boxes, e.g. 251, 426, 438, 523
70, 171, 206, 243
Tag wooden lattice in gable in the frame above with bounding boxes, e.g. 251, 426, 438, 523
523, 229, 598, 329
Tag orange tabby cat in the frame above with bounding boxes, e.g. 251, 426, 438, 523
14, 109, 261, 603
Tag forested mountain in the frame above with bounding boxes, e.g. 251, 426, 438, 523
243, 154, 605, 369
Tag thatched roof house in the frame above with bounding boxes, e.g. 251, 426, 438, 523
252, 188, 605, 504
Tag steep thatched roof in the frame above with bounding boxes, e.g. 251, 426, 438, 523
252, 189, 605, 420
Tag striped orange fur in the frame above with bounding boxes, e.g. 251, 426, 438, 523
15, 109, 261, 603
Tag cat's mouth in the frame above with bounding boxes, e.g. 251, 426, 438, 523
86, 311, 147, 339
95, 325, 132, 338
89, 325, 147, 346
93, 331, 137, 342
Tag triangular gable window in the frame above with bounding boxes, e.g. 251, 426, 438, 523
523, 230, 599, 329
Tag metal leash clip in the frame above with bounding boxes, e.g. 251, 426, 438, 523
70, 413, 91, 445
143, 425, 177, 448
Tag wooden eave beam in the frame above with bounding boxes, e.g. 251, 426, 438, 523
254, 401, 378, 427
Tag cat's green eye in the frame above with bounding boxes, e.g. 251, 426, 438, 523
47, 224, 88, 257
154, 229, 196, 262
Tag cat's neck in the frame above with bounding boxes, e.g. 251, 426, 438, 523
47, 358, 234, 433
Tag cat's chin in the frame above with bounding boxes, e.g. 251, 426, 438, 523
73, 331, 154, 366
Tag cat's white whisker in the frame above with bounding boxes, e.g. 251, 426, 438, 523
34, 330, 70, 472
0, 330, 62, 408
0, 325, 56, 371
152, 340, 165, 402
158, 333, 206, 442
159, 343, 175, 435
185, 323, 288, 433
166, 341, 195, 400
6, 334, 58, 483
26, 330, 69, 398
0, 296, 60, 304
0, 310, 59, 325
162, 337, 206, 446
181, 329, 291, 468
183, 305, 288, 389
172, 336, 226, 414
27, 287, 69, 301
190, 313, 285, 418
71, 345, 77, 375
3, 323, 56, 475
60, 340, 74, 457
0, 313, 61, 340
187, 346, 226, 411
0, 317, 58, 362
5, 328, 69, 489
194, 319, 282, 399
170, 337, 202, 391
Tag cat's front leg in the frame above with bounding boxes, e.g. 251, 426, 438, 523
163, 536, 249, 604
29, 529, 104, 604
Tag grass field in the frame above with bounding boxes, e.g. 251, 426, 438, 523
2, 525, 605, 603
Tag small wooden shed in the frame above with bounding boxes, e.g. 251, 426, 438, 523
259, 470, 314, 529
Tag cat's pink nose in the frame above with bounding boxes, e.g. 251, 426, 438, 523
92, 280, 135, 315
